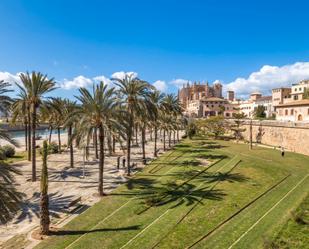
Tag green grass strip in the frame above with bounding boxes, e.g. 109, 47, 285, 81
150, 159, 242, 249
187, 173, 291, 249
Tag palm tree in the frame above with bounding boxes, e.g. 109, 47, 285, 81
40, 140, 50, 235
45, 98, 65, 153
149, 91, 165, 157
0, 161, 24, 224
0, 80, 23, 223
74, 82, 118, 196
0, 80, 13, 117
62, 99, 78, 168
161, 94, 182, 148
112, 74, 154, 176
17, 72, 56, 182
11, 93, 30, 154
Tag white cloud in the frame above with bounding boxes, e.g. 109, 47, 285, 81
225, 62, 309, 97
212, 79, 222, 84
0, 72, 21, 85
111, 71, 138, 80
93, 75, 112, 85
170, 78, 191, 88
59, 75, 93, 90
153, 80, 167, 92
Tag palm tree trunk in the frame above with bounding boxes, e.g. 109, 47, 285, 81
107, 134, 112, 156
31, 106, 36, 182
142, 126, 146, 163
163, 129, 166, 151
98, 125, 105, 196
68, 125, 74, 168
27, 109, 31, 161
173, 130, 176, 144
24, 121, 28, 151
154, 126, 157, 157
177, 129, 179, 142
150, 128, 152, 141
40, 140, 50, 235
127, 132, 131, 176
57, 127, 61, 153
135, 125, 138, 146
168, 130, 171, 147
49, 126, 52, 144
112, 135, 116, 153
94, 128, 98, 159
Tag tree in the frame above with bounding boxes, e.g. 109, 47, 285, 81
62, 99, 78, 168
204, 116, 226, 139
0, 86, 23, 223
148, 91, 164, 157
112, 74, 154, 176
0, 161, 24, 224
186, 122, 197, 139
11, 92, 30, 155
17, 72, 56, 182
254, 105, 266, 119
74, 82, 119, 196
40, 140, 50, 235
231, 112, 246, 142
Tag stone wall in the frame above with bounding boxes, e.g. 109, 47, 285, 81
240, 120, 309, 156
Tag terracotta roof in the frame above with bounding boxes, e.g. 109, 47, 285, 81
277, 99, 309, 107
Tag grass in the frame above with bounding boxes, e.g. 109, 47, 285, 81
4, 151, 27, 164
271, 193, 309, 249
34, 137, 309, 249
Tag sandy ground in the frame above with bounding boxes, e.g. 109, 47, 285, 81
0, 131, 183, 246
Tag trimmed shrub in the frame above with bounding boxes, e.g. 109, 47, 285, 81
2, 145, 15, 158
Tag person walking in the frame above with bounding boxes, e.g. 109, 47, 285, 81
281, 147, 285, 157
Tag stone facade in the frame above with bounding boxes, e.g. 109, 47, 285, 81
272, 80, 309, 122
241, 120, 309, 156
179, 81, 223, 109
179, 81, 238, 118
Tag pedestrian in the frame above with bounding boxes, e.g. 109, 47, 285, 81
281, 147, 285, 157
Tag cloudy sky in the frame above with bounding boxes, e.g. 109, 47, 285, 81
1, 0, 309, 99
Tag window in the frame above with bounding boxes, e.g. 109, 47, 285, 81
308, 108, 309, 115
299, 88, 302, 91
291, 109, 294, 115
285, 109, 288, 115
294, 95, 298, 100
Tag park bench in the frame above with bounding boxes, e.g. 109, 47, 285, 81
64, 196, 82, 213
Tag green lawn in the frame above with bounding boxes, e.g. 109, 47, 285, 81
5, 151, 27, 164
34, 137, 309, 249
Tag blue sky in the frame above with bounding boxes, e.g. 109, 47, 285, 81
1, 0, 309, 99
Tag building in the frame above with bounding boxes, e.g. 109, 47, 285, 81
226, 91, 235, 101
273, 80, 309, 122
179, 81, 236, 118
239, 92, 274, 118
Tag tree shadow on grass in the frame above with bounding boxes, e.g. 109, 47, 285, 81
14, 192, 76, 224
125, 177, 157, 190
135, 182, 226, 214
50, 225, 141, 236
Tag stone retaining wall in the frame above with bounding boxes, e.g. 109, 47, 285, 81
240, 120, 309, 156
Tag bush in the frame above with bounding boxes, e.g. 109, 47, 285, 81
39, 142, 59, 155
181, 134, 188, 139
48, 142, 59, 154
2, 145, 15, 158
0, 148, 7, 160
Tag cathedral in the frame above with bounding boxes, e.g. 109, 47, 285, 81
178, 81, 236, 118
178, 81, 223, 107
